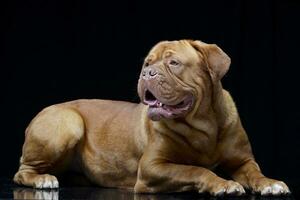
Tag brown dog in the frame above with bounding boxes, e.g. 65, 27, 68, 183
13, 40, 290, 196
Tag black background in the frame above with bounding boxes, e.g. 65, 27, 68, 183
1, 0, 300, 189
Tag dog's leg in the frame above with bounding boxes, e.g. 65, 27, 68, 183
231, 159, 290, 195
220, 119, 290, 195
13, 106, 84, 188
134, 158, 245, 196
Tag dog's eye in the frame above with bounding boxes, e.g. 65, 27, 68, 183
169, 60, 180, 66
144, 62, 150, 67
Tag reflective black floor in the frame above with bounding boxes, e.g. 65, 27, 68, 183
1, 177, 299, 200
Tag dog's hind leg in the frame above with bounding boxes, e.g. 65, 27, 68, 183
13, 105, 84, 188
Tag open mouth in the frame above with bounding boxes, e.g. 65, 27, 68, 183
143, 90, 194, 121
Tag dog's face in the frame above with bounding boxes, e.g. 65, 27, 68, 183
138, 40, 231, 121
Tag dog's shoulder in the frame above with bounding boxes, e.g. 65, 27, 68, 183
219, 89, 239, 126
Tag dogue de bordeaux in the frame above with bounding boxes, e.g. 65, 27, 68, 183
14, 40, 290, 196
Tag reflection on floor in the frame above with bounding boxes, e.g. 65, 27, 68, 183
1, 178, 298, 200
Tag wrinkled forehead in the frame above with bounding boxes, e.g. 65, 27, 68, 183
146, 40, 201, 64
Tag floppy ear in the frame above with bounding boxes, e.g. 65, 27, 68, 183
189, 40, 231, 82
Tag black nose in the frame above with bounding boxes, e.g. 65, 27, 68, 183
142, 67, 158, 79
149, 69, 157, 76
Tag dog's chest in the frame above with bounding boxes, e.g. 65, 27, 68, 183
185, 129, 220, 166
163, 120, 220, 167
169, 119, 217, 149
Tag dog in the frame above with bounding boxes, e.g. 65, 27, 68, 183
13, 40, 290, 196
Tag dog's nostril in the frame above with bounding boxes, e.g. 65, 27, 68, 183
142, 68, 157, 78
149, 70, 157, 77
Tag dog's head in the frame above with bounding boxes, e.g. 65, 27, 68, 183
138, 40, 231, 121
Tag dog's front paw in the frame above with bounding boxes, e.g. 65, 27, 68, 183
251, 177, 290, 195
33, 174, 59, 189
204, 180, 245, 196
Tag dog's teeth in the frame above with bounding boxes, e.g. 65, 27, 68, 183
158, 102, 162, 107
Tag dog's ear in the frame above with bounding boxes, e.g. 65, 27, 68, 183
188, 40, 231, 82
